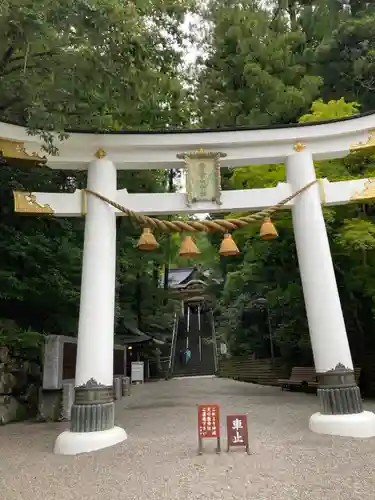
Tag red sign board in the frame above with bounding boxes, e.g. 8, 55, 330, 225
198, 404, 220, 438
197, 404, 221, 454
226, 414, 250, 453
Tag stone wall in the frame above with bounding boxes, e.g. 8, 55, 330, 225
0, 334, 129, 425
38, 335, 128, 422
42, 335, 126, 390
0, 346, 41, 425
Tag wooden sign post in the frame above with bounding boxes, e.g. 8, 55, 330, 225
226, 414, 250, 454
197, 404, 221, 455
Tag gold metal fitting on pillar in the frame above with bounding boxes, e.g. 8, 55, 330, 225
136, 228, 159, 251
260, 218, 278, 240
219, 233, 240, 257
81, 190, 87, 216
179, 236, 201, 258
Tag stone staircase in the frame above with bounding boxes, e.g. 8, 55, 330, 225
172, 310, 216, 378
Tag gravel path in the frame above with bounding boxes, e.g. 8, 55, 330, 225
1, 376, 375, 500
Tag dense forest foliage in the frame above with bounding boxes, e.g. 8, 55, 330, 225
1, 0, 375, 367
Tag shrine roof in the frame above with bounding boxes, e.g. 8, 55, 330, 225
167, 268, 195, 287
116, 322, 165, 345
160, 267, 213, 289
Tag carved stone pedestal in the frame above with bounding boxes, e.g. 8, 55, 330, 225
54, 376, 127, 455
310, 363, 375, 438
70, 378, 114, 433
317, 363, 363, 415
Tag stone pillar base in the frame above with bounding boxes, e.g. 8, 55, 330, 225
54, 426, 127, 455
70, 378, 115, 432
309, 411, 375, 438
71, 401, 115, 432
317, 363, 363, 415
317, 385, 363, 415
54, 378, 128, 455
309, 363, 375, 438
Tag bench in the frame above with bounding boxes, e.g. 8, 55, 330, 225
278, 366, 362, 391
278, 367, 317, 391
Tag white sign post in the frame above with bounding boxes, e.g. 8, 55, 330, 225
131, 361, 144, 384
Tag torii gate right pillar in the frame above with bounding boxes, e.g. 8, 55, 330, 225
286, 149, 375, 438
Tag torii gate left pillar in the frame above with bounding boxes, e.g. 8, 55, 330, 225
54, 155, 127, 455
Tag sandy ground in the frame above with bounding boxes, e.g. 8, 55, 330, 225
1, 376, 375, 500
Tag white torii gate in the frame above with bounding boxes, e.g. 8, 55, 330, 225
2, 114, 375, 455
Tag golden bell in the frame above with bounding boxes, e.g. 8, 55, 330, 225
219, 233, 240, 257
179, 235, 201, 258
136, 228, 159, 251
260, 217, 278, 240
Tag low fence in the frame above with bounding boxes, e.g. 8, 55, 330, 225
217, 357, 288, 386
218, 356, 375, 396
354, 355, 375, 397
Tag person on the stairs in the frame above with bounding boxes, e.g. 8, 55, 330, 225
185, 348, 191, 364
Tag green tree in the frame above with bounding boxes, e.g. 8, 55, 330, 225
0, 0, 196, 347
269, 0, 347, 39
0, 0, 195, 136
316, 12, 375, 112
197, 0, 322, 128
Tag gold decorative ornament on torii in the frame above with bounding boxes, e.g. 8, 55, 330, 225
0, 137, 46, 166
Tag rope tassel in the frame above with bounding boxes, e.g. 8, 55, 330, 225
84, 180, 318, 233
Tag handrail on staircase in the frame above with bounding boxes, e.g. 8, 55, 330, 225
168, 311, 178, 376
210, 309, 219, 374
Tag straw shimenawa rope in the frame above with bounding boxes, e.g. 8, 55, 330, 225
85, 179, 318, 233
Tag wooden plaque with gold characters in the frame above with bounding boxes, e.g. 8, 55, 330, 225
177, 150, 226, 207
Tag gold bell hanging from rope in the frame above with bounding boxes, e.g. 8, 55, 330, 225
179, 235, 201, 258
219, 233, 240, 257
136, 228, 159, 251
260, 217, 278, 240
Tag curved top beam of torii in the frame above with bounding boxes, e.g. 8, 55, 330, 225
0, 111, 375, 170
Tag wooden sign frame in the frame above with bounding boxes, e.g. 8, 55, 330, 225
197, 404, 221, 455
226, 414, 250, 454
